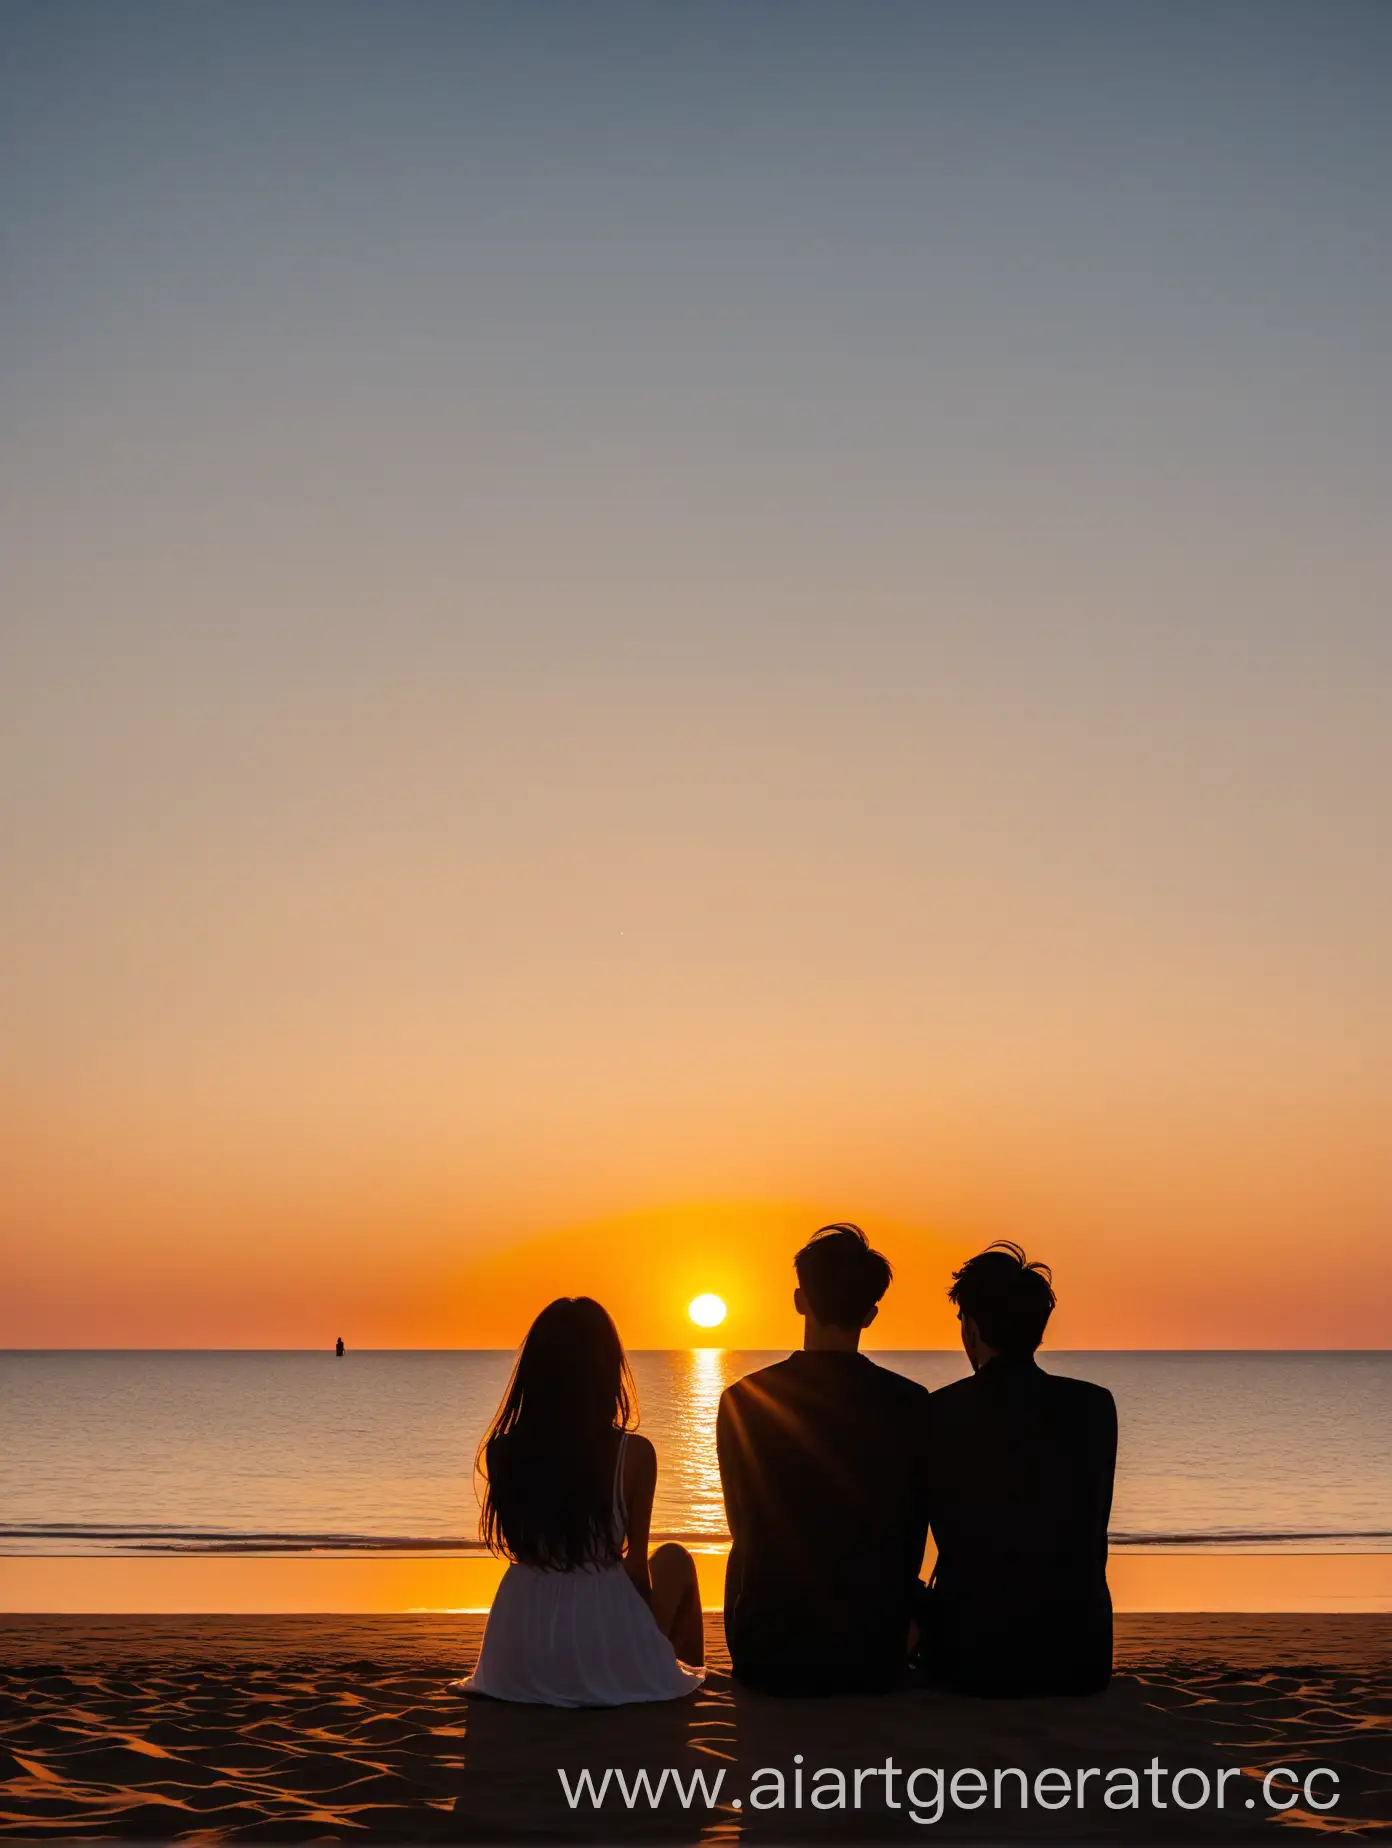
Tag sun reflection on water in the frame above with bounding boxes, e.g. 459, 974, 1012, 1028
686, 1346, 726, 1540
635, 1347, 752, 1545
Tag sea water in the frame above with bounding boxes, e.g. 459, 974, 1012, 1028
2, 1350, 1388, 1555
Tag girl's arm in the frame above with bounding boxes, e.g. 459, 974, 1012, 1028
619, 1433, 658, 1600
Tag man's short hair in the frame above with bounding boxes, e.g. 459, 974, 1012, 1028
948, 1241, 1055, 1356
794, 1223, 893, 1329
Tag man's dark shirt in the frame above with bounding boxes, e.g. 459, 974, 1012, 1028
717, 1350, 932, 1694
923, 1355, 1117, 1696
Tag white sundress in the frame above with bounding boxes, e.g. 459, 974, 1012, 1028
459, 1432, 706, 1708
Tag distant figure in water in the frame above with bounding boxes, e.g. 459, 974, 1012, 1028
459, 1296, 704, 1706
335, 1336, 344, 1357
914, 1242, 1116, 1696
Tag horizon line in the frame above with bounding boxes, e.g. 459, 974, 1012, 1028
3, 1345, 1388, 1357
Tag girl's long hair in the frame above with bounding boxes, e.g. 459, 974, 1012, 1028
476, 1297, 638, 1569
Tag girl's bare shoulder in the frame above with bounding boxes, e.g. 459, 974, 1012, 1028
622, 1431, 658, 1477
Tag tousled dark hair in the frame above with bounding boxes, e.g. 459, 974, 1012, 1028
794, 1222, 893, 1329
948, 1241, 1055, 1356
477, 1297, 637, 1569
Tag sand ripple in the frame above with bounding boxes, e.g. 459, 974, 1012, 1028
0, 1616, 1386, 1840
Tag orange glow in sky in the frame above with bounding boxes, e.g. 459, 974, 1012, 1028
2, 6, 1389, 1355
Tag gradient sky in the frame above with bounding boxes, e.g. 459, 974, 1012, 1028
2, 1, 1389, 1347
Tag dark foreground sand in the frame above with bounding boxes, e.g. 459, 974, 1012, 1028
1, 1615, 1387, 1842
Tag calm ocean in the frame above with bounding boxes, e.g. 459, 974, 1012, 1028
3, 1350, 1389, 1556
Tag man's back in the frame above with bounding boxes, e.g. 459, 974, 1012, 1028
718, 1351, 931, 1693
925, 1356, 1116, 1695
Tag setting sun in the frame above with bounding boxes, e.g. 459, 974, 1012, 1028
687, 1293, 727, 1330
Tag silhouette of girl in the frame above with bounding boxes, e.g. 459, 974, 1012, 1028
459, 1296, 704, 1705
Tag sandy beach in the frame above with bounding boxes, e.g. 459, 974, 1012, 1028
2, 1614, 1387, 1841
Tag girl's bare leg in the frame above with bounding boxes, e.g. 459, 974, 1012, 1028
648, 1541, 704, 1666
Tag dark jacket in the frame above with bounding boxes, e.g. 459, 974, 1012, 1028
923, 1355, 1116, 1695
717, 1350, 932, 1693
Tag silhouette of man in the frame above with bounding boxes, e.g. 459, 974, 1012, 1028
917, 1242, 1116, 1695
717, 1224, 931, 1693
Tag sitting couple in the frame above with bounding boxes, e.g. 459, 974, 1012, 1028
463, 1225, 1116, 1707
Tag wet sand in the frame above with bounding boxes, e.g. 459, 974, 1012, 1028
6, 1547, 1390, 1616
1, 1615, 1388, 1840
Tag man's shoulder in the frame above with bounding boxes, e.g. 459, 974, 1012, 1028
720, 1353, 931, 1410
1040, 1369, 1116, 1412
927, 1372, 977, 1413
1042, 1367, 1116, 1419
928, 1365, 1115, 1415
861, 1356, 933, 1409
720, 1356, 799, 1406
